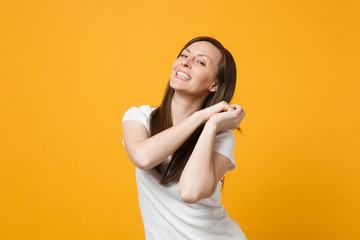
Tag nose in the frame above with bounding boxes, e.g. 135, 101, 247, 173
181, 58, 191, 69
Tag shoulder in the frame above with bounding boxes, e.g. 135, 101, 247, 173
214, 130, 236, 171
137, 105, 156, 115
122, 105, 157, 133
124, 104, 155, 115
122, 105, 156, 121
216, 130, 235, 143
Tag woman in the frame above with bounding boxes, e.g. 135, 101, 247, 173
122, 36, 247, 239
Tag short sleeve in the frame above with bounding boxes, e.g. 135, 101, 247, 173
122, 105, 155, 134
121, 105, 155, 146
213, 130, 236, 171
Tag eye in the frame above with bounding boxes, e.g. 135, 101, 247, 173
197, 60, 205, 66
180, 54, 188, 58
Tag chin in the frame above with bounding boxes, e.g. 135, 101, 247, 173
169, 79, 185, 91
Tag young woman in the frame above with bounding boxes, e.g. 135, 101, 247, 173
122, 36, 247, 239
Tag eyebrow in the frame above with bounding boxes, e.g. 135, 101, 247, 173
184, 48, 211, 62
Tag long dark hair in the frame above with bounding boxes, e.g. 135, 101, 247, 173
150, 36, 237, 185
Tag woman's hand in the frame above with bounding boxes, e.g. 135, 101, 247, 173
196, 101, 237, 124
205, 103, 245, 132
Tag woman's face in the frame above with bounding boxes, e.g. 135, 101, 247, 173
169, 41, 222, 97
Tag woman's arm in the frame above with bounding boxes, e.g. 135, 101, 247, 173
122, 101, 237, 170
179, 104, 245, 204
122, 112, 203, 169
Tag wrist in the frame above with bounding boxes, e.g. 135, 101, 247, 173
191, 110, 207, 125
204, 118, 218, 132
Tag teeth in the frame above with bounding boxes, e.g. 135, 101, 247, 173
176, 71, 191, 80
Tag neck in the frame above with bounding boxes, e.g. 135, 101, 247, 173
171, 91, 205, 125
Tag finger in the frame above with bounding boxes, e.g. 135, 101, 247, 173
230, 104, 241, 110
240, 108, 245, 116
219, 101, 234, 112
231, 104, 245, 115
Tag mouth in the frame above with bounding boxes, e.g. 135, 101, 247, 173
175, 70, 191, 81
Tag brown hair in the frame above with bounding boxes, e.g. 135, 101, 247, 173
150, 36, 237, 185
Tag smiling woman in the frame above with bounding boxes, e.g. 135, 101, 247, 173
169, 41, 221, 96
122, 36, 247, 239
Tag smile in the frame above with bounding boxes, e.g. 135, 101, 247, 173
176, 71, 191, 81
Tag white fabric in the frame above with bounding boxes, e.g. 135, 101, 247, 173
122, 105, 247, 240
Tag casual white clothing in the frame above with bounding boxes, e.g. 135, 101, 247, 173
122, 105, 247, 240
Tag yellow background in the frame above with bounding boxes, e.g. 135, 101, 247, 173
1, 0, 359, 239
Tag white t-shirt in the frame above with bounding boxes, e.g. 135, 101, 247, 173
122, 105, 247, 240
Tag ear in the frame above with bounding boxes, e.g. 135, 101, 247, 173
209, 80, 218, 92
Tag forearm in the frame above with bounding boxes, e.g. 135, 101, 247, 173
125, 112, 205, 169
178, 122, 218, 203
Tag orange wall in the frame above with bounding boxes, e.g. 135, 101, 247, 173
1, 0, 359, 239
